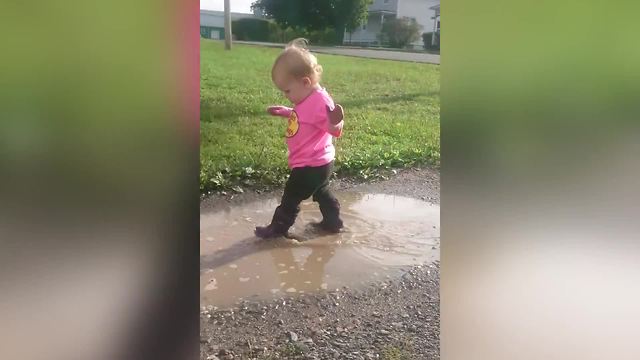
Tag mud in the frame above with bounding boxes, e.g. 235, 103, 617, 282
200, 192, 439, 308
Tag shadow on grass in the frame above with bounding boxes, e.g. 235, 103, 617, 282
339, 91, 439, 108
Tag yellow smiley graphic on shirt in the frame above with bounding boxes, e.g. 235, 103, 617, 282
286, 110, 299, 138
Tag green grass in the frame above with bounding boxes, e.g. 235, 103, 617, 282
200, 39, 439, 193
381, 337, 415, 360
261, 342, 305, 359
381, 346, 412, 360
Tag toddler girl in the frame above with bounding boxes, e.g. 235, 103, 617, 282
255, 38, 345, 238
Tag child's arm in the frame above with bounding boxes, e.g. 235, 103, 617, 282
267, 105, 293, 118
327, 104, 344, 137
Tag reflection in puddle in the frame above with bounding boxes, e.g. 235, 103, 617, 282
200, 193, 439, 308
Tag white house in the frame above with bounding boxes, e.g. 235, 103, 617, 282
344, 0, 441, 49
200, 9, 258, 40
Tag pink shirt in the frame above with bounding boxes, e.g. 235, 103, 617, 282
284, 88, 344, 169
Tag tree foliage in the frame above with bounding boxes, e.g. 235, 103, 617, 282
251, 0, 373, 43
232, 18, 272, 41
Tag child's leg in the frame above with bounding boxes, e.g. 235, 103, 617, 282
255, 167, 318, 238
311, 162, 343, 232
312, 184, 343, 231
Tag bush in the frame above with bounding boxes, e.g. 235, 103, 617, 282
266, 26, 338, 46
232, 18, 272, 41
284, 27, 307, 42
307, 28, 339, 46
267, 22, 286, 42
379, 17, 422, 48
230, 18, 338, 46
267, 25, 306, 43
422, 32, 440, 50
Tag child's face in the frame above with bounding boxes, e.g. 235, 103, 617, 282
273, 70, 314, 104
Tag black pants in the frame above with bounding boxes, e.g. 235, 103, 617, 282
268, 161, 342, 232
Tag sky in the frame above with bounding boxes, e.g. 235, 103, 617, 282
200, 0, 254, 13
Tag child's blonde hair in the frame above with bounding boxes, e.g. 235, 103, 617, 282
272, 38, 323, 83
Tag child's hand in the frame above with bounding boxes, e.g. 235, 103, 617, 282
267, 105, 292, 117
327, 104, 344, 125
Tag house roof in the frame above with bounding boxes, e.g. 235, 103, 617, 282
200, 9, 258, 27
200, 9, 256, 17
368, 9, 397, 15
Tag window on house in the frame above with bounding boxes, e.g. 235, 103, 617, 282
383, 0, 390, 3
362, 23, 367, 30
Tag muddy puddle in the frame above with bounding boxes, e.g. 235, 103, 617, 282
200, 193, 439, 308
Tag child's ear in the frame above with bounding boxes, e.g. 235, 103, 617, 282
302, 77, 312, 87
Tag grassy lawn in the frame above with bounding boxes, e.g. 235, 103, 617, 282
200, 39, 439, 193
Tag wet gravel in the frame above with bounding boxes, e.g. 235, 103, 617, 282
200, 167, 440, 360
200, 167, 440, 212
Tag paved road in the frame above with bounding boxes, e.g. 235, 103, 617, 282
235, 41, 440, 64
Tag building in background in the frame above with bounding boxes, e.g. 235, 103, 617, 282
200, 10, 258, 40
344, 0, 440, 49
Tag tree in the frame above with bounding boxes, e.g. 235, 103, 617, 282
232, 18, 272, 41
379, 17, 422, 48
251, 0, 372, 44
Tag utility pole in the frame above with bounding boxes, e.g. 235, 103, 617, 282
431, 6, 440, 47
224, 0, 232, 50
